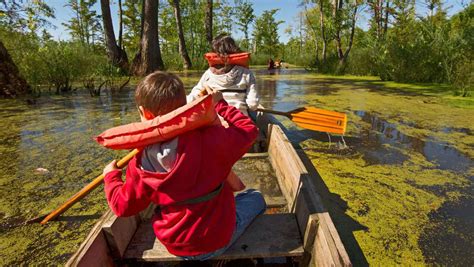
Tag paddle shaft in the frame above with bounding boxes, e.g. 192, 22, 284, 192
256, 108, 291, 118
40, 149, 140, 224
40, 89, 208, 225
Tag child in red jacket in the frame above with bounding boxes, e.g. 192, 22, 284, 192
102, 71, 266, 260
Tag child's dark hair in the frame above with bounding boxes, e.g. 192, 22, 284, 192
135, 71, 186, 116
212, 34, 241, 56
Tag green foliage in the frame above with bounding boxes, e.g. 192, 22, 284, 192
62, 0, 102, 46
215, 1, 234, 34
289, 1, 473, 92
452, 59, 473, 97
368, 3, 473, 86
253, 9, 282, 56
0, 26, 39, 84
449, 3, 474, 95
344, 30, 377, 76
122, 0, 142, 56
39, 42, 92, 92
249, 53, 272, 65
161, 52, 184, 71
0, 0, 55, 34
234, 0, 255, 51
0, 26, 109, 93
34, 41, 109, 93
2, 0, 471, 89
279, 37, 313, 66
159, 0, 179, 60
157, 0, 211, 69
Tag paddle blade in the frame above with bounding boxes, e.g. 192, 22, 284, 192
290, 107, 347, 135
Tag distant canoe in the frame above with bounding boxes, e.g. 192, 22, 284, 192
67, 111, 351, 267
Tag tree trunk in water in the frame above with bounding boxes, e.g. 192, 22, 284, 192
299, 15, 303, 54
205, 0, 213, 48
340, 3, 358, 66
172, 0, 192, 69
335, 34, 343, 60
118, 0, 123, 49
130, 0, 145, 75
333, 0, 344, 61
135, 0, 164, 75
319, 0, 327, 63
100, 0, 129, 72
370, 0, 385, 40
303, 4, 319, 63
383, 1, 389, 37
131, 0, 146, 75
0, 40, 30, 98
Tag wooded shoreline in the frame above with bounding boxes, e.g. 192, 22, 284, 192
1, 1, 472, 98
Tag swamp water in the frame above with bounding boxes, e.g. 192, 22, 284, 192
0, 69, 472, 265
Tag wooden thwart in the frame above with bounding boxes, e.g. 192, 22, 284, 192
123, 213, 304, 261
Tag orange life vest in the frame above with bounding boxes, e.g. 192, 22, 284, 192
204, 52, 251, 68
95, 95, 217, 150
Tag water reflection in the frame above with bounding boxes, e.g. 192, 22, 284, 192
419, 193, 474, 266
354, 110, 472, 173
232, 158, 284, 201
255, 70, 470, 170
0, 68, 472, 265
257, 78, 277, 108
252, 69, 473, 265
0, 91, 140, 265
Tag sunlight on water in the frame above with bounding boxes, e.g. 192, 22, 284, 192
0, 68, 472, 265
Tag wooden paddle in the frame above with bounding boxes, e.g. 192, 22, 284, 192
35, 149, 140, 225
256, 107, 347, 135
35, 88, 212, 225
201, 85, 347, 134
35, 91, 344, 224
201, 86, 347, 134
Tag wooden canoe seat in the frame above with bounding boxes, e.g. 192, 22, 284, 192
123, 213, 304, 262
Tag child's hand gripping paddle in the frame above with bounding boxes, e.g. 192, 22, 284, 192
35, 95, 217, 224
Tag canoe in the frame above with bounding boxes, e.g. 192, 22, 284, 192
66, 112, 352, 266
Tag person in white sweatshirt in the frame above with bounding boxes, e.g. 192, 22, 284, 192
187, 34, 259, 116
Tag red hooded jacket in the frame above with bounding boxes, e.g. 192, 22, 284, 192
103, 100, 258, 256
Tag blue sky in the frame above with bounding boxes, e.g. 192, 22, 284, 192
46, 0, 467, 43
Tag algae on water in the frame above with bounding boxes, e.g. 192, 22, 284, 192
258, 69, 473, 266
0, 69, 472, 265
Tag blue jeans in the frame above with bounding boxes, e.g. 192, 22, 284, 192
181, 189, 266, 261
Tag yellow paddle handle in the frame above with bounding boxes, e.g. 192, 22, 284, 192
40, 149, 140, 224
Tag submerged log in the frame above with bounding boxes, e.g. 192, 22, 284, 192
0, 40, 30, 98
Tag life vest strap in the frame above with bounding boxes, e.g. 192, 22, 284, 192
156, 182, 224, 209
